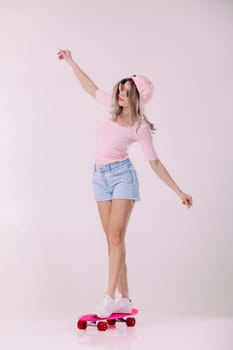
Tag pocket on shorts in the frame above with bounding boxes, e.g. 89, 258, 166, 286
131, 169, 139, 187
92, 171, 102, 184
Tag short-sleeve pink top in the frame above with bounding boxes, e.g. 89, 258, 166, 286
94, 88, 159, 166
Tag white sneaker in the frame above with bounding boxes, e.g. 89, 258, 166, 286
93, 294, 116, 318
113, 296, 133, 313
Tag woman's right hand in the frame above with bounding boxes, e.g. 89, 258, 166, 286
57, 49, 98, 97
57, 49, 73, 63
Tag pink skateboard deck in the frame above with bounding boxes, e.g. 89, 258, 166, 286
77, 308, 138, 331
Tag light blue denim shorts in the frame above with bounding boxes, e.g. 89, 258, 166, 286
92, 158, 141, 201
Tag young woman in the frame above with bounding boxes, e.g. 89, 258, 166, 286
57, 49, 193, 318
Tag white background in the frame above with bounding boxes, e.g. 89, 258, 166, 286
0, 0, 232, 328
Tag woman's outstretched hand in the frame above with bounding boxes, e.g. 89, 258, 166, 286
57, 49, 73, 63
178, 191, 193, 209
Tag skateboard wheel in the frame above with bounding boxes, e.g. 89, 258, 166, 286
97, 321, 107, 331
77, 320, 87, 330
126, 317, 136, 327
107, 319, 116, 326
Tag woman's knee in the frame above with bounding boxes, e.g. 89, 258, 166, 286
109, 228, 125, 246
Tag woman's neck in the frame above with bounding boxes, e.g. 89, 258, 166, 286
120, 107, 129, 117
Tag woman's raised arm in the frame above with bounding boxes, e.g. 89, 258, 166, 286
57, 49, 98, 98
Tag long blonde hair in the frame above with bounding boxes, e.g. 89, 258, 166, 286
110, 78, 157, 135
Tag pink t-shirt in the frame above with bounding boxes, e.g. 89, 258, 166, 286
94, 88, 159, 166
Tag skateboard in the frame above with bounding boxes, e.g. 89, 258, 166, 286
77, 308, 138, 331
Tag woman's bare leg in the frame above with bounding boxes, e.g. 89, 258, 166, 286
105, 199, 135, 298
97, 199, 135, 298
117, 259, 129, 298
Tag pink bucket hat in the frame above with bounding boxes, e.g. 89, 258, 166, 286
130, 74, 154, 113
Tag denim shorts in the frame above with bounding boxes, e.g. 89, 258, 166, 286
92, 158, 141, 201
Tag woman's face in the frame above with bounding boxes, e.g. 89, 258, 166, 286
117, 81, 131, 108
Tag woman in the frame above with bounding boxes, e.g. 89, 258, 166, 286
57, 49, 193, 318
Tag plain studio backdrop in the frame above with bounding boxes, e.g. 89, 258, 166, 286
0, 0, 233, 329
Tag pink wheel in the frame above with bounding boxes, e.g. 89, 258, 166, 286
126, 317, 136, 327
77, 320, 87, 330
97, 321, 107, 331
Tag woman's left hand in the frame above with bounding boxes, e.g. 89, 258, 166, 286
178, 191, 193, 208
